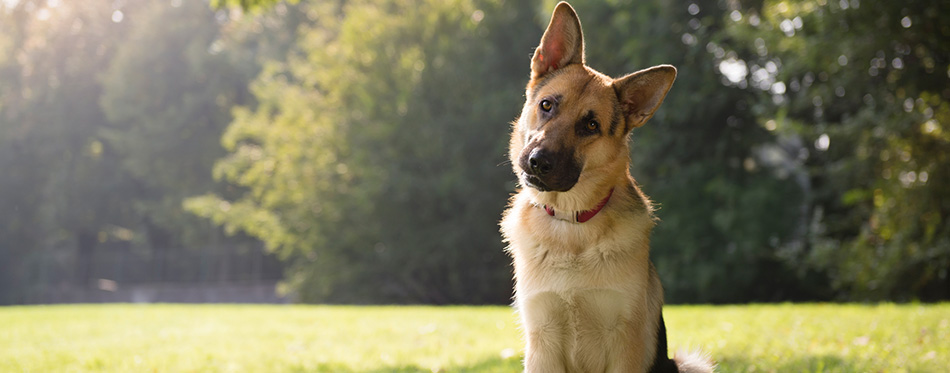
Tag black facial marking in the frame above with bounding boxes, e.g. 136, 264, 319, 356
575, 110, 599, 137
610, 101, 622, 136
518, 145, 582, 192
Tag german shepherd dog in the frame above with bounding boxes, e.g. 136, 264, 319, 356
500, 3, 714, 372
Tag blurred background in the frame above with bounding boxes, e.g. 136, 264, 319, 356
0, 0, 946, 305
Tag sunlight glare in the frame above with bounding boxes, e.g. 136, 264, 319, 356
815, 134, 830, 151
719, 57, 748, 84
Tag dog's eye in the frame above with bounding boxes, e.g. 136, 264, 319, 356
586, 121, 599, 132
540, 100, 553, 112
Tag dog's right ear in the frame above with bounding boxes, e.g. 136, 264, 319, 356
531, 2, 584, 80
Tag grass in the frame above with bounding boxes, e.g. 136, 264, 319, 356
0, 303, 947, 372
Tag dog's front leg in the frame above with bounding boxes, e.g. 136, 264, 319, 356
571, 289, 644, 373
521, 292, 568, 373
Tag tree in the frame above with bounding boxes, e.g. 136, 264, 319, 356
722, 0, 950, 300
0, 0, 286, 303
188, 0, 540, 303
0, 0, 142, 302
99, 0, 262, 249
563, 0, 813, 302
192, 0, 819, 304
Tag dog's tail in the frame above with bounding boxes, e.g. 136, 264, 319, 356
673, 349, 715, 373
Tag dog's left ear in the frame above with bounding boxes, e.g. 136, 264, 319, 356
613, 65, 677, 132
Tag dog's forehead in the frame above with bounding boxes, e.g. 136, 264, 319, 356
529, 66, 616, 112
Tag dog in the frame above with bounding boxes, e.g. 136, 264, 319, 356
500, 2, 714, 372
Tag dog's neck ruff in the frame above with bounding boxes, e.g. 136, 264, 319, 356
541, 188, 614, 223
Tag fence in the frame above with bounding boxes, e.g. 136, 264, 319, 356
13, 243, 289, 304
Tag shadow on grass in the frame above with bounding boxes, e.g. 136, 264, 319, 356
289, 356, 522, 372
717, 354, 858, 372
292, 354, 858, 372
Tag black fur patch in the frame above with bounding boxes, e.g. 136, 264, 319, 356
648, 314, 679, 373
574, 110, 599, 137
610, 100, 622, 136
518, 145, 581, 192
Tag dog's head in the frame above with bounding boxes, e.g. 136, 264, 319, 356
511, 2, 676, 198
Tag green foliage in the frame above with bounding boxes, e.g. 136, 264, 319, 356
721, 0, 950, 300
0, 0, 277, 303
99, 0, 247, 247
1, 0, 947, 304
558, 0, 810, 303
1, 304, 948, 371
188, 0, 537, 303
0, 1, 139, 302
212, 0, 300, 13
193, 0, 949, 303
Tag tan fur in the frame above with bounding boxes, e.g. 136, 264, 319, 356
500, 2, 712, 372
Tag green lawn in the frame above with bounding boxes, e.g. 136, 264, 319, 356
0, 303, 946, 372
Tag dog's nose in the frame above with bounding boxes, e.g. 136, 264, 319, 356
528, 149, 553, 176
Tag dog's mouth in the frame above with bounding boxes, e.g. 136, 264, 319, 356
522, 172, 580, 192
522, 173, 552, 192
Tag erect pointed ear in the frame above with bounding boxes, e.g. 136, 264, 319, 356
613, 65, 677, 132
530, 2, 584, 80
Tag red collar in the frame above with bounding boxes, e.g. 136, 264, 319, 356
542, 188, 614, 223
